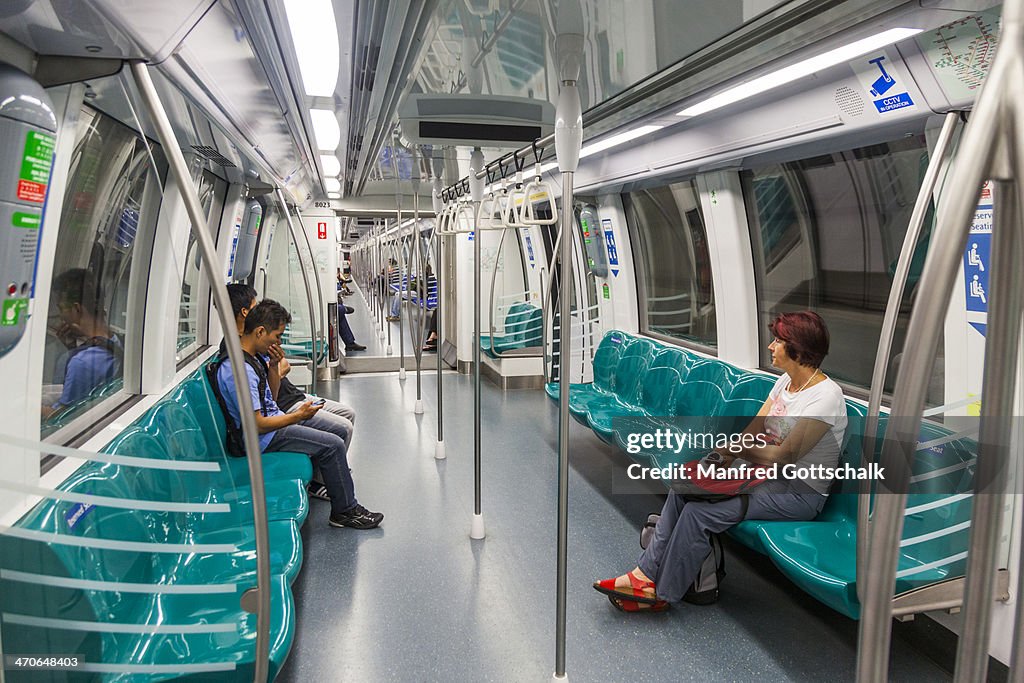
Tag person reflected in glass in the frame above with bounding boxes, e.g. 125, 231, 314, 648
42, 268, 123, 419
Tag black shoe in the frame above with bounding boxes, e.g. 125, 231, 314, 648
329, 504, 384, 529
344, 305, 354, 314
306, 480, 330, 502
346, 343, 367, 351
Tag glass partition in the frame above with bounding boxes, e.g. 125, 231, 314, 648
742, 135, 942, 401
41, 106, 167, 438
177, 168, 226, 361
624, 180, 716, 348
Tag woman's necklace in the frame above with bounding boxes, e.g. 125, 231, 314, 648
790, 368, 820, 393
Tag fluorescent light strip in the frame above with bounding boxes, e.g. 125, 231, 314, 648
324, 178, 341, 193
579, 125, 664, 158
310, 109, 340, 151
283, 0, 340, 97
327, 192, 341, 199
320, 155, 341, 176
677, 27, 922, 117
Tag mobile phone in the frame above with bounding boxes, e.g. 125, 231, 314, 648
311, 398, 326, 407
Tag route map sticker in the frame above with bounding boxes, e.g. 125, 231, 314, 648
917, 8, 1000, 103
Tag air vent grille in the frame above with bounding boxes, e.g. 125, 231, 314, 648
835, 86, 865, 117
191, 145, 236, 167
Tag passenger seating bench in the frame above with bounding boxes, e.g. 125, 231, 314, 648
1, 361, 315, 679
547, 330, 977, 618
479, 302, 543, 359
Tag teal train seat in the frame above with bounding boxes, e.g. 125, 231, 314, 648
546, 329, 979, 619
480, 302, 544, 358
1, 362, 313, 678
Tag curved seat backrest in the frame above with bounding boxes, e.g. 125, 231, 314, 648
672, 379, 726, 418
687, 359, 740, 388
727, 374, 774, 402
611, 339, 656, 403
639, 366, 682, 415
593, 331, 631, 392
520, 306, 543, 347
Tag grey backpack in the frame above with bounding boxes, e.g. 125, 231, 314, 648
640, 513, 726, 604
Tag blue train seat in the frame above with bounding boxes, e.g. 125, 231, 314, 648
546, 329, 980, 619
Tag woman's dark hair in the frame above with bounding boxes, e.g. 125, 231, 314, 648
769, 311, 829, 368
244, 299, 291, 334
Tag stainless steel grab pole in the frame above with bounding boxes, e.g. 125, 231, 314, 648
129, 61, 271, 683
858, 111, 960, 602
554, 170, 574, 679
954, 172, 1023, 683
294, 206, 327, 381
278, 192, 321, 398
435, 212, 446, 459
487, 227, 509, 350
855, 49, 1008, 683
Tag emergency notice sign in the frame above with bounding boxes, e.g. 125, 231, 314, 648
18, 130, 54, 203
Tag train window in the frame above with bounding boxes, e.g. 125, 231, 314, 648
624, 181, 716, 349
176, 167, 227, 362
41, 106, 167, 438
743, 135, 943, 402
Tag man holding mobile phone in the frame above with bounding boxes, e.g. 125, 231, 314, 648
216, 299, 383, 530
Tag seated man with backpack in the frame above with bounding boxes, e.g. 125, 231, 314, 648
224, 284, 357, 502
593, 311, 846, 611
212, 298, 383, 530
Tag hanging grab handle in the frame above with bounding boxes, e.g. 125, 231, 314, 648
503, 176, 528, 228
522, 161, 558, 226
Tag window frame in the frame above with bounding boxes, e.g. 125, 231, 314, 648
41, 103, 167, 445
622, 185, 718, 356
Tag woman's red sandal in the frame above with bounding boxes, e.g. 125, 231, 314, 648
592, 571, 659, 604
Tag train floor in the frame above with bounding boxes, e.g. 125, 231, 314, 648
276, 370, 953, 682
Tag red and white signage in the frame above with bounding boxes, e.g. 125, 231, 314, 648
317, 221, 327, 240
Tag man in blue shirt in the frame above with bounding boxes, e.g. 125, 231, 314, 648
43, 268, 123, 419
217, 299, 382, 529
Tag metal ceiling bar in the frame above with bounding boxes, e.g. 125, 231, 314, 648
129, 60, 272, 683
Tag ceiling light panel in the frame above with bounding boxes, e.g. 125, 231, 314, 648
310, 109, 341, 150
677, 28, 922, 117
320, 154, 341, 176
283, 0, 340, 97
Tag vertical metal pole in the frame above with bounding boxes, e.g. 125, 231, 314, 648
858, 112, 960, 601
277, 191, 320, 398
398, 215, 407, 377
471, 198, 485, 536
414, 187, 425, 413
856, 56, 1005, 683
470, 148, 486, 539
555, 171, 574, 680
294, 206, 327, 382
129, 61, 270, 683
954, 173, 1022, 683
435, 216, 446, 459
386, 224, 394, 355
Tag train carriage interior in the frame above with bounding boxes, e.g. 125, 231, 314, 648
0, 0, 1023, 681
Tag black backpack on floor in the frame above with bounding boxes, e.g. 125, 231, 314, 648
640, 512, 727, 605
